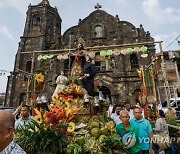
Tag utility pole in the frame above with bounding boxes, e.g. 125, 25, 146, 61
158, 42, 171, 110
174, 59, 180, 87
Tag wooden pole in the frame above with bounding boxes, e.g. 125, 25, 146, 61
158, 42, 172, 115
26, 52, 35, 105
174, 60, 180, 86
151, 72, 157, 115
68, 35, 72, 76
19, 41, 161, 54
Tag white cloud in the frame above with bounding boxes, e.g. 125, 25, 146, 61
0, 25, 13, 40
0, 0, 40, 17
142, 0, 180, 25
108, 0, 127, 5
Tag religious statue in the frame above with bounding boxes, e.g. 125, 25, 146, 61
53, 70, 67, 95
81, 56, 95, 96
70, 43, 84, 77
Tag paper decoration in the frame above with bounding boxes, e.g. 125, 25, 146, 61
63, 54, 69, 59
113, 49, 121, 55
37, 55, 43, 61
57, 55, 64, 60
134, 47, 140, 52
57, 54, 69, 60
120, 49, 127, 55
37, 46, 149, 61
141, 54, 148, 58
88, 52, 95, 58
106, 50, 113, 56
37, 54, 54, 61
140, 46, 148, 53
127, 48, 133, 53
100, 50, 107, 56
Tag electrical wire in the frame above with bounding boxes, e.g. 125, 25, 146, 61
164, 35, 180, 50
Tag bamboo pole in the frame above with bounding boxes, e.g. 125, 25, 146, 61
26, 52, 35, 105
19, 41, 161, 54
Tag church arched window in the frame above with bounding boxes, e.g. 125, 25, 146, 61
130, 53, 139, 70
47, 26, 52, 35
32, 15, 41, 28
56, 23, 60, 30
26, 61, 32, 72
94, 52, 104, 71
95, 25, 103, 38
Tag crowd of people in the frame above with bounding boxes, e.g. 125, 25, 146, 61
108, 102, 172, 154
0, 99, 174, 154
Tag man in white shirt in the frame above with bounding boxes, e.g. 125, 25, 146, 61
110, 105, 122, 125
124, 101, 134, 119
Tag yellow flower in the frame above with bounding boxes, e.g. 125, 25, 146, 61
67, 122, 75, 133
34, 108, 43, 123
52, 94, 59, 102
35, 73, 44, 83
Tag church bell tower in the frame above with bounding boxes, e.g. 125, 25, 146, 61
5, 0, 62, 106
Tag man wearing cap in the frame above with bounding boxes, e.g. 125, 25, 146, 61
116, 110, 141, 154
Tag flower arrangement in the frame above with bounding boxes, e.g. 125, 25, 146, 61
15, 82, 126, 154
15, 87, 79, 154
15, 120, 67, 154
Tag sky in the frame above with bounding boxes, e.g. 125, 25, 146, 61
0, 0, 180, 93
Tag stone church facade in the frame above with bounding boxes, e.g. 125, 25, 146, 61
5, 0, 155, 106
